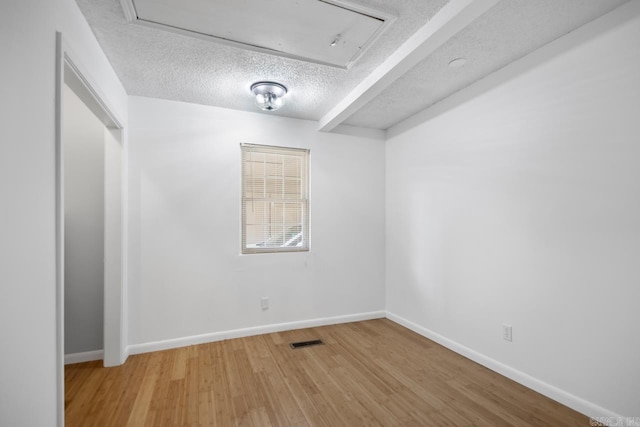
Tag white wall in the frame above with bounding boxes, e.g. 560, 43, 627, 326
385, 2, 640, 418
0, 0, 127, 425
103, 126, 124, 366
127, 97, 386, 348
63, 85, 104, 355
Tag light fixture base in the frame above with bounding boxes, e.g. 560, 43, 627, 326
251, 81, 288, 111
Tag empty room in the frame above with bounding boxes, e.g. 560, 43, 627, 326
1, 0, 638, 426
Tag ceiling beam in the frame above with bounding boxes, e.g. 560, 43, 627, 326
318, 0, 500, 132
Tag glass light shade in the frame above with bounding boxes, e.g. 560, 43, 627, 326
251, 82, 287, 111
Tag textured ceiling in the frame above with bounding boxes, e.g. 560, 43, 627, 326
129, 0, 393, 68
344, 0, 629, 129
74, 0, 446, 122
76, 0, 629, 131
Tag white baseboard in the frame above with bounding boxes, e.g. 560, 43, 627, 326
385, 311, 623, 423
127, 310, 386, 356
64, 349, 104, 365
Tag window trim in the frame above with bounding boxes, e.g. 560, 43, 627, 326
240, 143, 310, 254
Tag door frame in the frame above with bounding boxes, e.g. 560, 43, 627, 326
55, 32, 127, 427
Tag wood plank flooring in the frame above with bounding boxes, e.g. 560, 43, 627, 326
65, 319, 588, 426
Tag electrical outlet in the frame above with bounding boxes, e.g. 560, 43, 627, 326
261, 297, 269, 311
502, 324, 512, 342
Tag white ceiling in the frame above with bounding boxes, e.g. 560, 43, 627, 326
75, 0, 629, 131
127, 0, 394, 68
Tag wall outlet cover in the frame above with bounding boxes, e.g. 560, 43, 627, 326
502, 324, 512, 342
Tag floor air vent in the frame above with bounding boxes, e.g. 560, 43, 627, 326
289, 339, 324, 349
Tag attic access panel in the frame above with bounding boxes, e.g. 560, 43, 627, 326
122, 0, 395, 69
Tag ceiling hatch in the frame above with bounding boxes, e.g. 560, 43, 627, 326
121, 0, 395, 69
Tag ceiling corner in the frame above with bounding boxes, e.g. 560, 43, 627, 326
318, 0, 501, 132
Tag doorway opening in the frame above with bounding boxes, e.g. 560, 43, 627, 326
62, 84, 106, 362
55, 32, 126, 426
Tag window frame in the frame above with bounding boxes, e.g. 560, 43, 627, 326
240, 143, 310, 254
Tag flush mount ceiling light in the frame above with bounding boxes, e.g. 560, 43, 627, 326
251, 81, 288, 111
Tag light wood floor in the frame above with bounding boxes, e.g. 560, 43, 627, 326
65, 319, 588, 426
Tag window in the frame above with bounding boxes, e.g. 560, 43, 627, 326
241, 143, 309, 254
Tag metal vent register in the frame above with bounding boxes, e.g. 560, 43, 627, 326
289, 339, 324, 349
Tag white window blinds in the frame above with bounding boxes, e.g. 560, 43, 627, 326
241, 143, 309, 254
